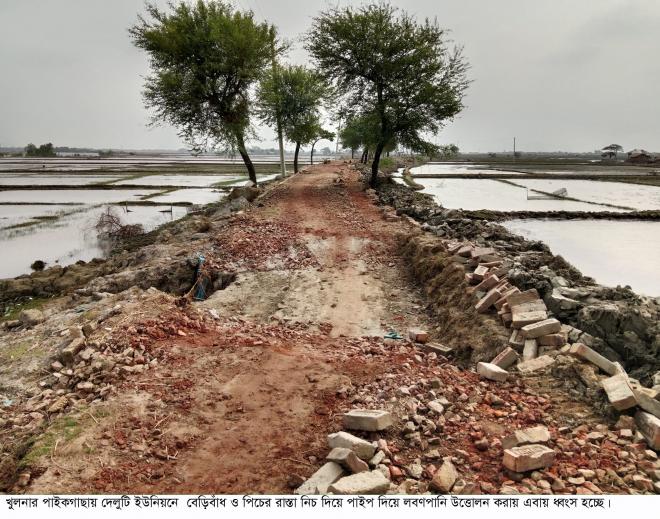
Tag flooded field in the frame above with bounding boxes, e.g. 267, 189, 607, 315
0, 174, 122, 186
409, 163, 523, 175
0, 159, 281, 279
0, 154, 330, 172
148, 188, 225, 205
1, 205, 189, 279
503, 219, 660, 296
0, 205, 78, 230
410, 178, 626, 212
0, 189, 159, 205
501, 165, 660, 177
513, 178, 660, 211
409, 162, 660, 177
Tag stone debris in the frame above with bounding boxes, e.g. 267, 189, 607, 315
377, 182, 660, 494
502, 425, 551, 450
634, 389, 660, 419
59, 337, 86, 364
475, 288, 502, 314
569, 343, 618, 375
472, 265, 489, 281
18, 309, 45, 327
295, 462, 345, 495
635, 411, 660, 450
509, 329, 525, 349
491, 347, 519, 369
470, 247, 496, 260
427, 400, 445, 415
601, 374, 638, 411
537, 333, 566, 347
327, 471, 390, 495
511, 310, 548, 329
517, 355, 555, 374
475, 274, 499, 292
477, 362, 509, 382
503, 444, 555, 472
421, 343, 454, 355
520, 318, 561, 339
343, 410, 393, 432
430, 460, 458, 493
522, 339, 538, 361
326, 447, 369, 474
408, 329, 429, 344
327, 432, 376, 460
506, 289, 541, 307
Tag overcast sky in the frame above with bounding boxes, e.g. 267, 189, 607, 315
1, 0, 659, 152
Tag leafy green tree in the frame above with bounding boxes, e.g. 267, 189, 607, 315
38, 143, 55, 157
24, 143, 37, 157
256, 65, 330, 172
307, 2, 469, 186
602, 143, 623, 159
130, 1, 279, 184
24, 143, 55, 157
339, 120, 363, 159
339, 113, 394, 163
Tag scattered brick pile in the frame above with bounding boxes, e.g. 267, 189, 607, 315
212, 217, 319, 272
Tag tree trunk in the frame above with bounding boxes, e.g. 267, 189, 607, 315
351, 148, 355, 159
370, 142, 385, 187
236, 130, 257, 185
310, 140, 318, 165
294, 141, 301, 173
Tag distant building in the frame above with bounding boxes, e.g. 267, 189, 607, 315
626, 149, 655, 164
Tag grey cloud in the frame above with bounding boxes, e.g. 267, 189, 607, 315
0, 0, 658, 152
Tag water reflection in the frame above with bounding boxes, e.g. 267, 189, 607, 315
0, 204, 190, 279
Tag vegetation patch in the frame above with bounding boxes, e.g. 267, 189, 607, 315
1, 297, 49, 322
0, 341, 33, 363
19, 407, 110, 469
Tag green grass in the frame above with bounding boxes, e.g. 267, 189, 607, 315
19, 406, 111, 468
1, 297, 49, 322
20, 416, 82, 467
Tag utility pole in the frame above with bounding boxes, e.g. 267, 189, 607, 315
270, 30, 286, 177
513, 137, 516, 159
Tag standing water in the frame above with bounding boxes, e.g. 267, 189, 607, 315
503, 219, 660, 296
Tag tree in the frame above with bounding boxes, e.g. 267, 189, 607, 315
38, 143, 55, 157
339, 120, 363, 159
602, 143, 623, 159
256, 64, 330, 173
437, 143, 459, 159
310, 127, 335, 164
24, 143, 55, 157
307, 3, 469, 186
130, 1, 279, 184
338, 113, 384, 163
24, 143, 37, 157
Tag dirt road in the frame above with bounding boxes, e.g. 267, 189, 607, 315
25, 162, 437, 493
16, 163, 651, 495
